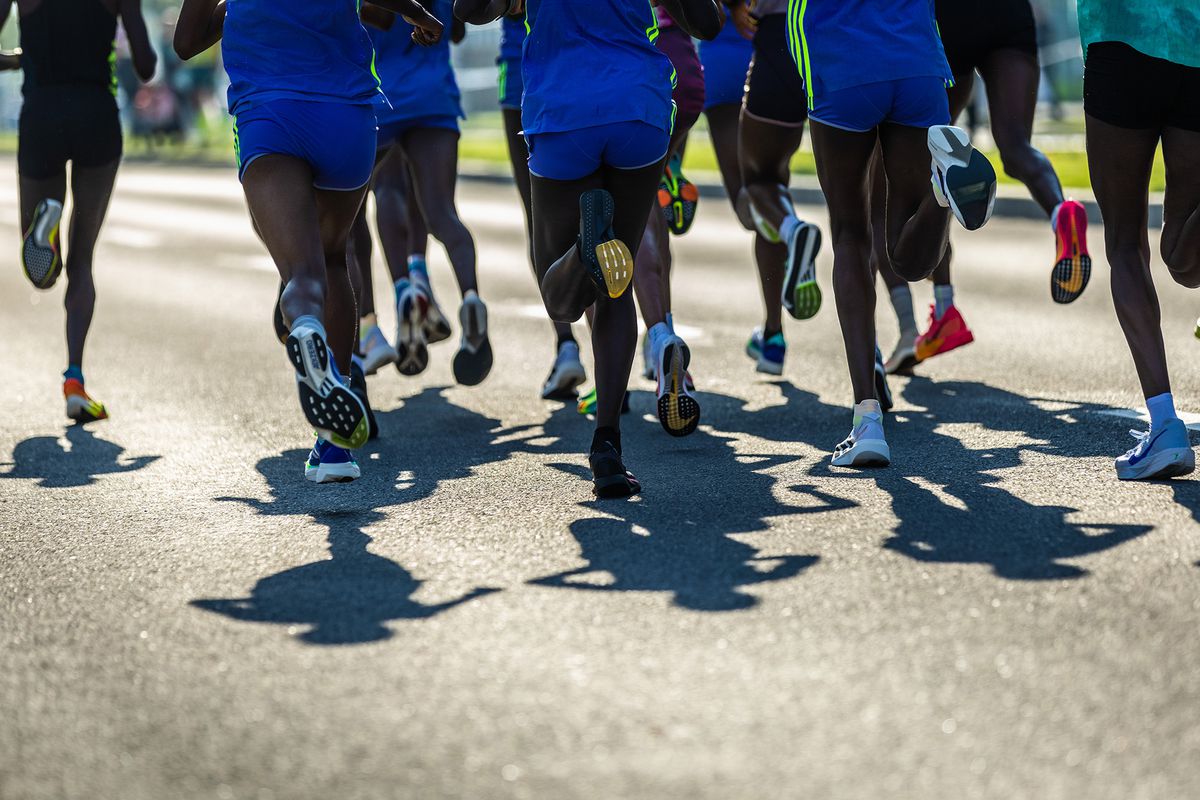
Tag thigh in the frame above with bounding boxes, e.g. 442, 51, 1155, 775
1085, 114, 1159, 246
877, 123, 937, 234
603, 159, 668, 258
531, 171, 604, 281
242, 154, 325, 280
66, 158, 120, 256
809, 120, 877, 238
398, 126, 461, 216
739, 111, 805, 185
1159, 125, 1200, 248
315, 185, 369, 260
979, 48, 1039, 147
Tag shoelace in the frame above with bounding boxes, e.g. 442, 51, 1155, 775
1125, 429, 1151, 458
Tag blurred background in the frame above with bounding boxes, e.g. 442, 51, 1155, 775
0, 1, 1117, 190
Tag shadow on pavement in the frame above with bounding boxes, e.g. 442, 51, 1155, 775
0, 425, 159, 488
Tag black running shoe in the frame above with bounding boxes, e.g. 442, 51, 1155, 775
348, 359, 380, 441
286, 323, 370, 450
579, 189, 633, 299
589, 442, 641, 499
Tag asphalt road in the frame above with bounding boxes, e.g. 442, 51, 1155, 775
2, 158, 1199, 800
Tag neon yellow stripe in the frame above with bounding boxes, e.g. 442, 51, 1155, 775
645, 0, 660, 43
498, 60, 507, 103
791, 0, 813, 111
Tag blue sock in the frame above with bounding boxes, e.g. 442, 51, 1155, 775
63, 364, 84, 383
1146, 392, 1177, 431
933, 284, 955, 320
290, 314, 325, 340
408, 255, 427, 276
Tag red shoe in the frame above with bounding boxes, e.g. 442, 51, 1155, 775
63, 379, 108, 423
915, 305, 974, 362
1051, 199, 1091, 304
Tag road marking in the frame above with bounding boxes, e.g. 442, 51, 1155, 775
1097, 408, 1200, 432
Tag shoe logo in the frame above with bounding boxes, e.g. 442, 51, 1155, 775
1127, 428, 1170, 466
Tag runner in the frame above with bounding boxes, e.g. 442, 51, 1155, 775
1078, 0, 1199, 480
4, 0, 156, 423
175, 0, 443, 483
792, 0, 998, 468
737, 0, 824, 378
496, 9, 587, 401
698, 3, 754, 227
879, 0, 1090, 374
455, 0, 721, 496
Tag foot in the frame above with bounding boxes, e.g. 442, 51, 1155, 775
915, 304, 974, 362
395, 283, 430, 377
542, 341, 587, 400
781, 221, 823, 320
874, 345, 893, 412
577, 388, 631, 417
1051, 199, 1091, 304
22, 198, 63, 290
348, 359, 380, 441
928, 125, 997, 231
453, 293, 493, 386
579, 189, 633, 299
359, 325, 398, 375
746, 327, 786, 375
1115, 419, 1195, 481
831, 402, 890, 468
885, 333, 919, 374
656, 336, 700, 437
410, 269, 453, 344
658, 151, 699, 236
589, 441, 641, 498
64, 378, 108, 423
285, 323, 370, 450
305, 438, 362, 484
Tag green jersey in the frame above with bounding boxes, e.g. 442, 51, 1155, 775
1077, 0, 1200, 68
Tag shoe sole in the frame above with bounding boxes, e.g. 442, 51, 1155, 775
593, 473, 642, 499
580, 190, 633, 299
1117, 447, 1196, 481
542, 362, 587, 400
396, 292, 430, 377
66, 395, 108, 423
453, 300, 493, 386
1051, 205, 1091, 304
657, 341, 700, 437
831, 439, 891, 468
361, 345, 398, 376
286, 328, 370, 450
756, 357, 784, 376
425, 302, 453, 344
929, 126, 996, 231
305, 462, 362, 483
886, 347, 920, 375
660, 177, 699, 236
782, 223, 822, 320
916, 329, 975, 362
22, 199, 63, 290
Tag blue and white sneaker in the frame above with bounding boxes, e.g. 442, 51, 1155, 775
832, 401, 890, 468
928, 125, 997, 231
305, 438, 362, 483
1115, 419, 1195, 481
285, 322, 370, 450
745, 327, 786, 375
781, 220, 822, 320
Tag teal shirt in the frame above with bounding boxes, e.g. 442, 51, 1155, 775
1077, 0, 1200, 68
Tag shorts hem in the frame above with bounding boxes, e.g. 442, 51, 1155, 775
742, 106, 808, 129
808, 114, 873, 134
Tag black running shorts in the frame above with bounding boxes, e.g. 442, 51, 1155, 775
18, 86, 123, 180
1084, 42, 1200, 132
935, 0, 1038, 78
743, 14, 807, 128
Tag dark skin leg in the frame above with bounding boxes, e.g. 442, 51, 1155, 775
1086, 115, 1166, 397
705, 103, 747, 220
349, 207, 374, 317
395, 127, 477, 297
1159, 126, 1200, 287
504, 106, 572, 343
633, 118, 693, 329
740, 111, 805, 335
371, 147, 430, 286
534, 160, 663, 429
242, 154, 366, 373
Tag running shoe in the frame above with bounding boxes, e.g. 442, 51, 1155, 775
577, 388, 631, 416
781, 221, 823, 320
1115, 419, 1195, 481
658, 151, 699, 236
1051, 199, 1092, 304
542, 341, 586, 400
22, 198, 63, 290
286, 323, 370, 450
579, 189, 633, 299
589, 441, 641, 498
305, 438, 362, 484
348, 360, 379, 441
359, 325, 398, 375
745, 327, 786, 375
915, 304, 974, 362
410, 267, 453, 344
885, 333, 919, 374
928, 125, 997, 231
453, 294, 493, 386
656, 336, 700, 437
395, 283, 430, 377
64, 378, 108, 424
641, 331, 656, 380
831, 406, 890, 468
874, 345, 893, 412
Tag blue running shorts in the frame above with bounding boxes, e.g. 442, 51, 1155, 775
234, 99, 377, 190
809, 77, 950, 133
700, 28, 753, 110
526, 120, 670, 181
377, 114, 461, 149
497, 56, 524, 110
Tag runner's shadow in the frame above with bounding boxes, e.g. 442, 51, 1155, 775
0, 426, 159, 488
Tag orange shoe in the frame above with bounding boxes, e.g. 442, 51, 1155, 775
658, 152, 699, 236
63, 379, 108, 423
915, 305, 974, 362
1051, 199, 1091, 304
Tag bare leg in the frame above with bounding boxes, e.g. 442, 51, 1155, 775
372, 147, 426, 285
1159, 126, 1200, 287
63, 161, 118, 368
705, 103, 748, 221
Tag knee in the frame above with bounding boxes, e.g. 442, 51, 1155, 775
1163, 241, 1200, 287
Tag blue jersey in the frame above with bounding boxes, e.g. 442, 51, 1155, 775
222, 0, 383, 116
499, 14, 526, 63
522, 0, 676, 136
786, 0, 952, 106
370, 0, 463, 123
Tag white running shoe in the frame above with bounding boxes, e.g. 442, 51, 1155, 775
410, 269, 452, 344
831, 402, 890, 468
928, 125, 997, 231
655, 335, 700, 437
885, 333, 919, 375
542, 341, 587, 400
453, 293, 493, 386
395, 284, 430, 377
1115, 419, 1195, 481
285, 323, 370, 450
359, 325, 398, 375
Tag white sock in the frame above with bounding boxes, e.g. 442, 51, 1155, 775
779, 214, 800, 244
290, 314, 325, 339
1146, 392, 1177, 431
933, 284, 954, 320
1050, 202, 1063, 231
889, 285, 917, 336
